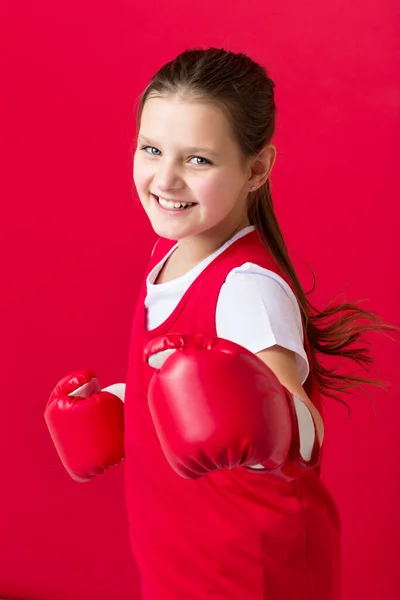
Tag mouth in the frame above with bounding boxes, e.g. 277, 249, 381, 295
152, 193, 197, 212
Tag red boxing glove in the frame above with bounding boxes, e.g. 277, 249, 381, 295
45, 369, 125, 482
145, 334, 320, 480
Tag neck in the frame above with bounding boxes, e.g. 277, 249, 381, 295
177, 216, 251, 264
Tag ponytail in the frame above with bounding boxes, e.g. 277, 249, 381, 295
248, 181, 398, 408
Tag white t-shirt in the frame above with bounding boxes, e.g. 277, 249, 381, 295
145, 226, 309, 385
144, 226, 315, 462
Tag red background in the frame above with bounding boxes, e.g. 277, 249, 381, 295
1, 1, 399, 599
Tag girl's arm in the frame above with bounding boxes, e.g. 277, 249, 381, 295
256, 345, 324, 445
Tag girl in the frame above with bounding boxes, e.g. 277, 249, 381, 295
46, 47, 396, 599
123, 48, 395, 599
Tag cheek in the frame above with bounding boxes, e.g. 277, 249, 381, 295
133, 153, 152, 187
196, 172, 241, 210
196, 173, 227, 199
132, 154, 141, 186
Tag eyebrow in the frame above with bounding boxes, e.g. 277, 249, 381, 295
137, 135, 219, 157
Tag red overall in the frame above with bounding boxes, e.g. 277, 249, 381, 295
124, 230, 341, 600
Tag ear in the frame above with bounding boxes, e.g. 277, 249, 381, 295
248, 144, 277, 189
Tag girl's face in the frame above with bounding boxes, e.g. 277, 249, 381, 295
133, 94, 253, 245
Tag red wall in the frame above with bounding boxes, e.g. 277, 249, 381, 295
1, 1, 399, 599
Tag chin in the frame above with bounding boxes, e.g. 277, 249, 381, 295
149, 221, 185, 241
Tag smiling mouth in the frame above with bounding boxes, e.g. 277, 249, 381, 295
152, 194, 197, 211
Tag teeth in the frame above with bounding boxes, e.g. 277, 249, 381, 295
157, 196, 194, 210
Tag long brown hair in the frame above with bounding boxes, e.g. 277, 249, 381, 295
136, 47, 398, 406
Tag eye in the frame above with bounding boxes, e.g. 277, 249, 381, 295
142, 145, 161, 156
189, 156, 212, 166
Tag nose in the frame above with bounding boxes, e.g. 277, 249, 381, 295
154, 160, 184, 193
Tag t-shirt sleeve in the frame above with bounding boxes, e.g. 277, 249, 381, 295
216, 263, 310, 385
